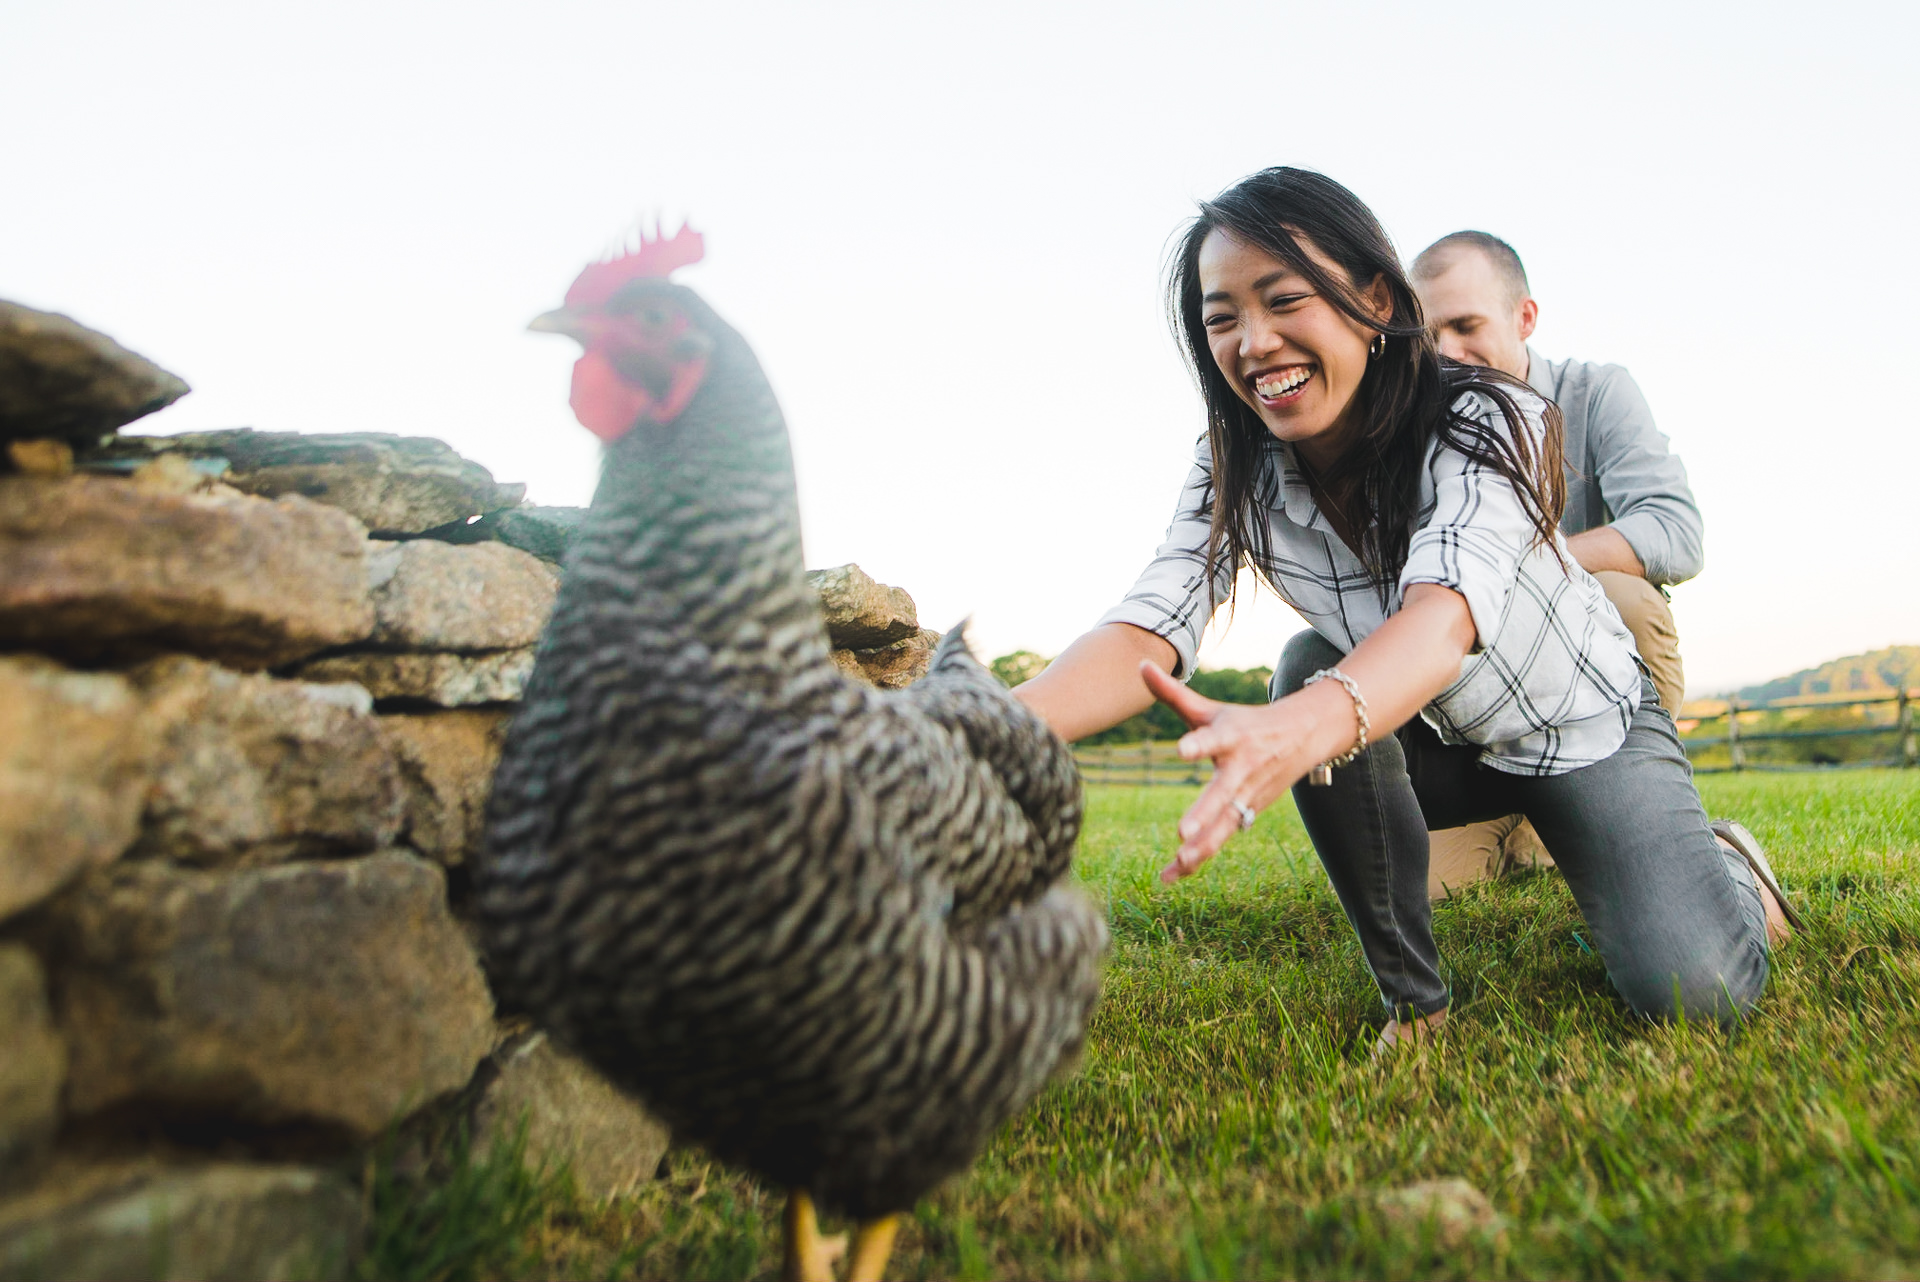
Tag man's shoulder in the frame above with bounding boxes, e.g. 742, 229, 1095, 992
1541, 352, 1645, 401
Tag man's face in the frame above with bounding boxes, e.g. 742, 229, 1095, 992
1414, 251, 1536, 380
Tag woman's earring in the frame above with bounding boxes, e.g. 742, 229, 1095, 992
1369, 333, 1387, 359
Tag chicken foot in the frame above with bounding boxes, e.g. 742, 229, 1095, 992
783, 1190, 846, 1282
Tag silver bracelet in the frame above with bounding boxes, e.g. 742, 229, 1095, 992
1303, 666, 1369, 785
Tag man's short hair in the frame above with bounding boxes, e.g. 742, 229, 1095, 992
1412, 231, 1531, 305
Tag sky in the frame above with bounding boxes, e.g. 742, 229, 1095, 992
3, 0, 1914, 696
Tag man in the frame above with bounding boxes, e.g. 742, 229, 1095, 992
1410, 231, 1703, 898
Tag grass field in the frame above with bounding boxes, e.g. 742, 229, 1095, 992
372, 770, 1920, 1281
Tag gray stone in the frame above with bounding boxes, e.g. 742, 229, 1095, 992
379, 710, 511, 865
1372, 1178, 1503, 1248
0, 659, 150, 921
367, 539, 558, 652
86, 430, 524, 535
47, 852, 495, 1139
808, 563, 919, 650
0, 947, 64, 1181
293, 648, 535, 707
0, 474, 374, 670
0, 301, 190, 446
491, 505, 586, 563
473, 1032, 669, 1203
127, 657, 404, 867
0, 1160, 363, 1282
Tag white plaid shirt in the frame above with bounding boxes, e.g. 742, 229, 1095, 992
1098, 388, 1643, 776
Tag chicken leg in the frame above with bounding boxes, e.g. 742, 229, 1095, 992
847, 1215, 900, 1282
784, 1190, 846, 1282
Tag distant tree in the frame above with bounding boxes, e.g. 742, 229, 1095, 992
1190, 667, 1273, 706
989, 650, 1051, 689
1075, 665, 1274, 745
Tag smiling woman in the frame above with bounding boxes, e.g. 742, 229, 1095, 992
1013, 167, 1799, 1051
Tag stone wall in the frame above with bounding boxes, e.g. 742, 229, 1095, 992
0, 300, 939, 1280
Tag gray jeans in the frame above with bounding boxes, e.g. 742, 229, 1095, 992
1274, 630, 1770, 1025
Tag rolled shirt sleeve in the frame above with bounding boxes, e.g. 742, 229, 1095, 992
1094, 439, 1234, 680
1583, 366, 1705, 586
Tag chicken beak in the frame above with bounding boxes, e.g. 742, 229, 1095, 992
528, 308, 583, 340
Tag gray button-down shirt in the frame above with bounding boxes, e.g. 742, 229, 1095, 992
1525, 346, 1704, 586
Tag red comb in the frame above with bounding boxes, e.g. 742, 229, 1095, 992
563, 223, 706, 309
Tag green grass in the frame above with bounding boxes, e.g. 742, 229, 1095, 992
358, 1118, 577, 1282
403, 770, 1920, 1280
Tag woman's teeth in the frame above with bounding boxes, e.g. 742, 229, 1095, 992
1255, 368, 1311, 398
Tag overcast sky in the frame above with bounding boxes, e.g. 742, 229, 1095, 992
4, 0, 1913, 694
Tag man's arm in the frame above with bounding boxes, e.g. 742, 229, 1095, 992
1566, 525, 1645, 577
1582, 366, 1704, 585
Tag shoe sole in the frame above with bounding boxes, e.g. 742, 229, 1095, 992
1710, 819, 1807, 933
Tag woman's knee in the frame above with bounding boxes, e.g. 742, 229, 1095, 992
1609, 949, 1768, 1026
1271, 629, 1345, 700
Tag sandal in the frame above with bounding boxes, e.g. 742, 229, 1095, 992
1710, 819, 1806, 938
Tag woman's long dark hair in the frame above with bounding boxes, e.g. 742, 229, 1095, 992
1167, 167, 1566, 606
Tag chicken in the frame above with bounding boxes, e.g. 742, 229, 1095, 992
474, 227, 1107, 1282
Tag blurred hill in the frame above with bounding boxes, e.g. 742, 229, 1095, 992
1730, 645, 1919, 704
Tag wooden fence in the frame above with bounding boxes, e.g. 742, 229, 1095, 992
1074, 687, 1920, 783
1677, 687, 1919, 773
1074, 739, 1213, 786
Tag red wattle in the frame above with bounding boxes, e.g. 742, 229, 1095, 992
570, 351, 653, 443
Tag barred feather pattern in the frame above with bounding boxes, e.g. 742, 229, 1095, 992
474, 282, 1107, 1219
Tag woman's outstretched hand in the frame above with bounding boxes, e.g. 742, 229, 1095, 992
1139, 662, 1324, 884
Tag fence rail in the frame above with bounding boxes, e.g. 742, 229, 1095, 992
1074, 687, 1920, 782
1074, 741, 1213, 786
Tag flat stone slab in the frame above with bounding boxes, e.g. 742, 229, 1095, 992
487, 505, 585, 563
472, 1032, 669, 1203
128, 657, 404, 867
0, 300, 189, 446
0, 658, 150, 921
87, 430, 524, 535
808, 563, 919, 650
0, 474, 374, 670
0, 1160, 363, 1282
367, 539, 558, 652
0, 946, 65, 1180
46, 852, 494, 1139
294, 648, 534, 706
380, 709, 511, 866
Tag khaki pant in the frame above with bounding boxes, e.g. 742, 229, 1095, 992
1426, 570, 1686, 900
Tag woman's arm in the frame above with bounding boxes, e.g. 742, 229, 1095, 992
1013, 623, 1179, 744
1145, 583, 1476, 883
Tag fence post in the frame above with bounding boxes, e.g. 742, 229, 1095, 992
1902, 689, 1917, 769
1142, 739, 1153, 786
1727, 700, 1745, 771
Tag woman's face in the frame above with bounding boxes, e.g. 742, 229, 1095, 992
1197, 228, 1389, 462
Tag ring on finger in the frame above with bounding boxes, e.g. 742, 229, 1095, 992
1231, 799, 1257, 830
